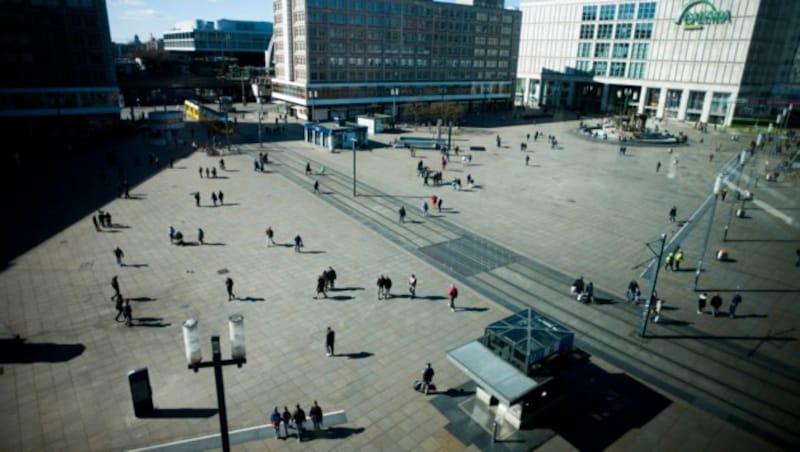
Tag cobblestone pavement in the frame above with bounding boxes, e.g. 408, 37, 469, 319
1, 107, 797, 451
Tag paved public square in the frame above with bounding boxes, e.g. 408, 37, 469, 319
1, 106, 798, 451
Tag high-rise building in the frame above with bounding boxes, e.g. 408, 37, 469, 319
271, 0, 522, 122
517, 0, 800, 125
0, 0, 121, 146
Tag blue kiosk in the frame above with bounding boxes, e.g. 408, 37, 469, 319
304, 118, 368, 152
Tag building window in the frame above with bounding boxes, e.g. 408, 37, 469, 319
582, 5, 597, 21
579, 24, 595, 39
628, 62, 646, 79
631, 42, 649, 59
634, 23, 653, 39
576, 60, 591, 72
615, 23, 632, 39
600, 4, 616, 20
593, 61, 608, 76
610, 62, 626, 77
578, 42, 592, 58
710, 92, 731, 116
666, 89, 682, 109
637, 2, 656, 20
594, 43, 610, 58
687, 91, 706, 111
613, 43, 629, 58
618, 3, 636, 20
597, 24, 613, 39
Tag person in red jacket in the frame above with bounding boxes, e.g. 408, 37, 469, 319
447, 284, 458, 312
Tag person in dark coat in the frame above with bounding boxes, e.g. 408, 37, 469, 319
315, 274, 327, 299
270, 406, 282, 439
710, 293, 723, 317
281, 406, 292, 439
325, 266, 337, 290
309, 401, 323, 433
326, 327, 335, 357
421, 363, 435, 394
225, 277, 235, 301
292, 404, 307, 442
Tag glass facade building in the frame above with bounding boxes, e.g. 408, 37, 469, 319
517, 0, 800, 125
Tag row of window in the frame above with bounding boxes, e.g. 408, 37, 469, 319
305, 70, 513, 82
306, 57, 511, 69
302, 0, 516, 23
575, 60, 646, 79
582, 2, 656, 21
578, 42, 649, 59
579, 22, 652, 39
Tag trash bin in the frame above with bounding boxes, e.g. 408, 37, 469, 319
128, 367, 154, 417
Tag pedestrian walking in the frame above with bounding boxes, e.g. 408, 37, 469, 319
293, 233, 303, 253
384, 275, 392, 299
217, 190, 224, 205
669, 206, 677, 223
309, 401, 323, 433
113, 246, 125, 267
729, 293, 742, 318
651, 297, 664, 323
720, 187, 728, 201
525, 154, 530, 166
626, 280, 640, 303
211, 192, 218, 206
111, 275, 121, 297
305, 162, 312, 175
408, 274, 417, 299
113, 293, 124, 321
169, 225, 175, 243
377, 275, 385, 299
656, 161, 662, 172
270, 406, 282, 439
266, 226, 275, 247
197, 228, 204, 245
194, 191, 200, 207
421, 201, 429, 217
437, 197, 443, 213
292, 404, 306, 443
398, 205, 406, 224
92, 215, 99, 231
315, 273, 328, 299
281, 406, 292, 439
313, 180, 320, 193
710, 293, 723, 317
697, 292, 708, 314
674, 248, 685, 271
219, 158, 225, 171
795, 248, 800, 267
211, 167, 216, 178
432, 194, 438, 208
325, 266, 337, 290
205, 167, 210, 178
420, 363, 435, 395
225, 277, 235, 301
664, 251, 674, 271
448, 284, 458, 312
199, 167, 203, 178
326, 326, 335, 356
123, 299, 133, 327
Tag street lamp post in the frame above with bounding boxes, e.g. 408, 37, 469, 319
309, 89, 319, 122
258, 96, 263, 148
390, 88, 399, 129
617, 87, 633, 116
182, 316, 246, 452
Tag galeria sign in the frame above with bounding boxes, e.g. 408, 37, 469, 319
675, 0, 732, 30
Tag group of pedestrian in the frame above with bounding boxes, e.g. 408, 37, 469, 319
377, 274, 393, 299
198, 166, 218, 178
697, 292, 742, 318
664, 247, 685, 271
111, 276, 132, 326
93, 210, 113, 230
269, 402, 324, 442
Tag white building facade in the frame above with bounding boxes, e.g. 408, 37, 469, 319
517, 0, 800, 126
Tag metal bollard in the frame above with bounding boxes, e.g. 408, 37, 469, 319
492, 421, 498, 443
723, 225, 728, 242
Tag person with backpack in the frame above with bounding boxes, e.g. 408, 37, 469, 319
447, 284, 458, 312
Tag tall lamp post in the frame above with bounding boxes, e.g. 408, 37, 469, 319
182, 316, 246, 452
257, 93, 263, 148
617, 87, 633, 116
390, 88, 399, 129
309, 89, 319, 122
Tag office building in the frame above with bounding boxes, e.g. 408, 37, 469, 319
163, 19, 273, 67
517, 0, 800, 125
271, 0, 522, 121
0, 0, 120, 146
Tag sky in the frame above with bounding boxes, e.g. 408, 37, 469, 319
107, 0, 520, 43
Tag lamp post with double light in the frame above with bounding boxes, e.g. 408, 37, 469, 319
309, 89, 319, 122
182, 315, 246, 452
390, 88, 399, 130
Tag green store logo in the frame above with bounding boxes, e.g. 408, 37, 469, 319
675, 0, 732, 30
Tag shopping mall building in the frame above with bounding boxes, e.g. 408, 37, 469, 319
516, 0, 800, 126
